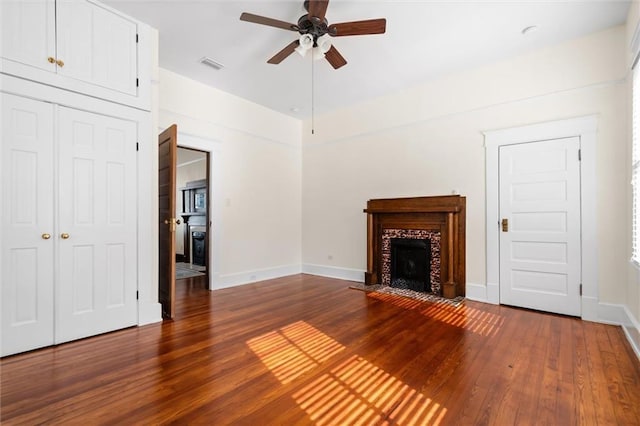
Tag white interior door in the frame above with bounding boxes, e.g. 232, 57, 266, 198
1, 93, 55, 356
499, 137, 581, 316
56, 106, 137, 343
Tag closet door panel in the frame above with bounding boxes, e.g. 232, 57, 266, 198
1, 93, 55, 356
56, 106, 137, 343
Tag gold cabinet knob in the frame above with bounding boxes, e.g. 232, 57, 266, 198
56, 59, 64, 67
42, 233, 51, 240
60, 233, 70, 239
47, 57, 55, 64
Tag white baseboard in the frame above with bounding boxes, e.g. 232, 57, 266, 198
596, 302, 629, 325
466, 282, 489, 303
138, 301, 162, 326
581, 296, 599, 322
584, 300, 640, 361
600, 303, 640, 361
302, 264, 365, 283
217, 264, 302, 289
469, 282, 499, 304
621, 305, 640, 361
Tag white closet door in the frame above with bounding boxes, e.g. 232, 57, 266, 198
1, 93, 55, 356
56, 107, 137, 343
1, 0, 56, 73
56, 0, 138, 95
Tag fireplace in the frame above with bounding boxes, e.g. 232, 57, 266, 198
364, 196, 465, 299
390, 238, 431, 293
192, 231, 206, 266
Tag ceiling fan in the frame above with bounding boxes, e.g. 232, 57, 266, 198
240, 0, 386, 69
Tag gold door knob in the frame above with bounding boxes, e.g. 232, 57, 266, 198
42, 233, 51, 240
47, 57, 55, 64
163, 218, 177, 232
60, 233, 70, 239
56, 59, 64, 67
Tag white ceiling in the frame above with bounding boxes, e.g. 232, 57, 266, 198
104, 0, 630, 118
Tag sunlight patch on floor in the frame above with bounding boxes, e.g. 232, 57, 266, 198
367, 292, 504, 337
419, 304, 505, 337
249, 321, 448, 423
247, 321, 345, 384
367, 291, 425, 310
292, 355, 447, 425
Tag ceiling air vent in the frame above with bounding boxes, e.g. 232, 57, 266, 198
199, 57, 224, 70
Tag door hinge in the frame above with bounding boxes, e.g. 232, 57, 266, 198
136, 78, 139, 87
136, 290, 139, 300
136, 142, 139, 151
579, 284, 582, 296
136, 33, 139, 43
578, 149, 581, 161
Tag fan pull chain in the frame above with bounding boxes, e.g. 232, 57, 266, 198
311, 51, 315, 135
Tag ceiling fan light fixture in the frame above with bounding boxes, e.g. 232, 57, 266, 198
295, 34, 314, 56
317, 34, 332, 53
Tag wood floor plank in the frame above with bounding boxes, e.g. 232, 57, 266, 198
2, 274, 640, 425
571, 319, 599, 425
447, 305, 524, 424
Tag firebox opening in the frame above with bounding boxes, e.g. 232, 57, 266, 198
390, 238, 431, 293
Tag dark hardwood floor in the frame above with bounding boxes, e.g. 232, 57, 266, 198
2, 274, 640, 424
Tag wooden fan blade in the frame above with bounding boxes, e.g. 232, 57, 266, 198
329, 18, 386, 37
267, 40, 299, 64
240, 12, 298, 31
325, 45, 347, 69
307, 0, 329, 20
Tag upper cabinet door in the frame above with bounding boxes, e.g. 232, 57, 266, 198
0, 0, 147, 108
1, 0, 56, 73
56, 0, 138, 96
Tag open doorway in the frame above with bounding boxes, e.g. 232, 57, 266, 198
159, 126, 217, 320
176, 147, 209, 286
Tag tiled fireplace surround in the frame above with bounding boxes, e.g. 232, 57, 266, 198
364, 196, 466, 299
381, 229, 442, 294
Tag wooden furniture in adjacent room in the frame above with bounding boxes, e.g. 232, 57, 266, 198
179, 179, 207, 264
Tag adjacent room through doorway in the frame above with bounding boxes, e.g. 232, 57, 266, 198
176, 147, 209, 284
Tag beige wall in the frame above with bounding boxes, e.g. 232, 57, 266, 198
626, 2, 640, 331
159, 69, 302, 287
302, 26, 628, 305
